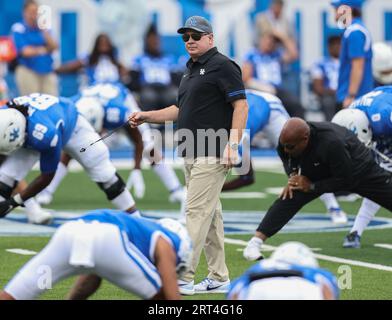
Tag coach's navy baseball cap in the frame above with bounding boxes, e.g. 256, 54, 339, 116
330, 0, 365, 8
177, 16, 213, 34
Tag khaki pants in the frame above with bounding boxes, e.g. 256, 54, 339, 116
182, 157, 229, 282
15, 65, 58, 96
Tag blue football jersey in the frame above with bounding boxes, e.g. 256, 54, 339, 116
12, 94, 78, 173
79, 209, 184, 266
228, 259, 339, 300
75, 82, 137, 130
131, 54, 178, 86
245, 90, 289, 141
350, 87, 392, 139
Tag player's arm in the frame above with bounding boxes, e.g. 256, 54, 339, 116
154, 236, 181, 300
129, 105, 179, 127
19, 172, 55, 201
124, 124, 143, 170
19, 131, 63, 201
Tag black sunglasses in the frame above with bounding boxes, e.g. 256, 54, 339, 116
182, 32, 208, 42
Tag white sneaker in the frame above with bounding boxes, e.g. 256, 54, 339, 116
36, 191, 53, 205
243, 237, 264, 261
194, 278, 230, 294
26, 209, 53, 225
329, 208, 348, 224
169, 188, 185, 203
178, 280, 194, 295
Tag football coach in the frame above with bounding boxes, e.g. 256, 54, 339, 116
129, 16, 249, 294
244, 118, 392, 261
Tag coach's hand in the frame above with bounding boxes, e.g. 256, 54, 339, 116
280, 184, 294, 200
0, 195, 23, 218
288, 175, 312, 192
223, 144, 240, 169
129, 112, 148, 128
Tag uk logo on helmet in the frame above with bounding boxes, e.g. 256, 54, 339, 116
9, 128, 20, 142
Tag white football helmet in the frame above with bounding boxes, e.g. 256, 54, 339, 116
270, 242, 319, 268
75, 97, 104, 132
0, 108, 26, 155
372, 42, 392, 85
332, 108, 372, 146
157, 218, 193, 277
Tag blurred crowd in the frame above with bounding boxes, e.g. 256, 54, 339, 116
0, 0, 391, 133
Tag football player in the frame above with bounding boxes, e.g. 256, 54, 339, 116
227, 242, 339, 300
36, 82, 185, 205
332, 86, 392, 248
0, 93, 140, 218
0, 210, 192, 300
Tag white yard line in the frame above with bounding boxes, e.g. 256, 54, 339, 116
225, 237, 392, 272
374, 243, 392, 250
6, 249, 37, 256
220, 192, 267, 199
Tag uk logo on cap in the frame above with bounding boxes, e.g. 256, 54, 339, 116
189, 17, 197, 27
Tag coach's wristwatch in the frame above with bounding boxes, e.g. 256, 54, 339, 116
229, 142, 239, 151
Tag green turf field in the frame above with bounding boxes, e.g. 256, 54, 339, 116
1, 168, 391, 300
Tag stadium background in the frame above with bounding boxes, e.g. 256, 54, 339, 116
1, 0, 392, 98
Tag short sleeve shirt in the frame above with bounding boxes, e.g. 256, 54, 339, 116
177, 47, 246, 158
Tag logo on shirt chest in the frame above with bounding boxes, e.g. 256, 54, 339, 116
200, 68, 206, 76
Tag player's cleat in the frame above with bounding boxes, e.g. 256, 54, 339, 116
343, 231, 361, 249
36, 191, 53, 205
169, 187, 185, 203
194, 278, 231, 294
329, 208, 348, 224
26, 209, 53, 225
243, 237, 264, 261
178, 280, 194, 295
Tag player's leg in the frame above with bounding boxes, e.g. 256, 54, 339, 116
319, 193, 348, 224
353, 164, 392, 211
36, 153, 72, 205
64, 115, 139, 215
123, 125, 145, 198
244, 191, 321, 261
343, 198, 380, 248
12, 180, 52, 224
0, 149, 51, 223
1, 222, 78, 300
139, 121, 185, 203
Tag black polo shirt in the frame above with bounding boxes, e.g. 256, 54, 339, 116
176, 47, 246, 158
